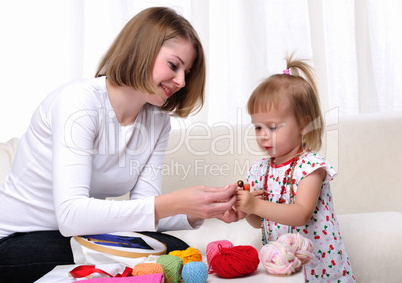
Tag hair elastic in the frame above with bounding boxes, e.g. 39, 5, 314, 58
283, 69, 290, 75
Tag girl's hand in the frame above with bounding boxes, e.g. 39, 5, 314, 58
235, 189, 257, 215
251, 189, 264, 199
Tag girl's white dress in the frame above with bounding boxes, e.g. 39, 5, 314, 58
247, 152, 355, 282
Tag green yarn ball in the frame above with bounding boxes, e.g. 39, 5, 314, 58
157, 254, 183, 283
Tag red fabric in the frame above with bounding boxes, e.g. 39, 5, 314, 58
79, 273, 164, 282
69, 265, 133, 278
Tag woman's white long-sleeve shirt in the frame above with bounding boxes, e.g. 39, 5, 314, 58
0, 77, 194, 239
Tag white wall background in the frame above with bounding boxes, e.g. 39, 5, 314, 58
1, 0, 401, 141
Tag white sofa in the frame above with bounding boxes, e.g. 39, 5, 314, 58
160, 113, 402, 283
1, 113, 401, 282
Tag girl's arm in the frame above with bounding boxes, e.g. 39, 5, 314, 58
245, 214, 262, 229
243, 189, 265, 228
236, 168, 325, 227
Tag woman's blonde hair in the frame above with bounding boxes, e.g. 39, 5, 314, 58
247, 55, 324, 151
95, 7, 205, 118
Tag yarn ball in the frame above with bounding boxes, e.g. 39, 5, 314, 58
182, 261, 208, 283
169, 247, 202, 265
156, 255, 183, 283
260, 242, 302, 275
132, 263, 164, 277
277, 233, 314, 265
207, 241, 260, 278
206, 240, 234, 268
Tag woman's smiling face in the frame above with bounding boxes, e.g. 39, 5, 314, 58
148, 37, 196, 106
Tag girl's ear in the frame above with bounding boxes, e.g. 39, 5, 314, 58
300, 116, 313, 135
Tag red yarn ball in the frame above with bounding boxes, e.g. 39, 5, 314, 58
206, 240, 234, 268
209, 245, 260, 278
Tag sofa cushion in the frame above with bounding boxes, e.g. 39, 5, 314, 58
337, 212, 402, 283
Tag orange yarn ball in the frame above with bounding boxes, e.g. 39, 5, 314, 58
132, 263, 164, 276
169, 247, 202, 265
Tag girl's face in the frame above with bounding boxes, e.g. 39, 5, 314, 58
251, 100, 304, 164
148, 37, 196, 106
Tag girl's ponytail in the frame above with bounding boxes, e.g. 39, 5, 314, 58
285, 55, 323, 152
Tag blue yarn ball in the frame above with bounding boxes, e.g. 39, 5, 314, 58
182, 261, 208, 283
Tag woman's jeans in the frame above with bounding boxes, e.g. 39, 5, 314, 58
0, 230, 188, 282
0, 231, 74, 282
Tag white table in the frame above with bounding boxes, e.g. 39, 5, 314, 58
36, 263, 304, 282
208, 263, 304, 282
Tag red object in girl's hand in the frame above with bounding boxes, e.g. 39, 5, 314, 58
243, 183, 250, 191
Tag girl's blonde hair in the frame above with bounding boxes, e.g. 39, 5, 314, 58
247, 55, 324, 152
95, 7, 205, 118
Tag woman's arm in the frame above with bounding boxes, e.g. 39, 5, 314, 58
155, 184, 237, 222
236, 168, 325, 227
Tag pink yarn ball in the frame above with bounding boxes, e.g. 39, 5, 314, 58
277, 233, 314, 264
260, 233, 315, 276
260, 242, 302, 275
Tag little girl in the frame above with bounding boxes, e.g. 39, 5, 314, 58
235, 56, 355, 282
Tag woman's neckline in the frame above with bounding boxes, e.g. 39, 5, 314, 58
105, 77, 143, 127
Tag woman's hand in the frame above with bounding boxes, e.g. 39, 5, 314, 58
155, 183, 238, 221
181, 183, 238, 219
218, 184, 263, 223
218, 207, 247, 223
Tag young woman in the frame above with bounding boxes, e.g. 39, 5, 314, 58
0, 7, 237, 282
